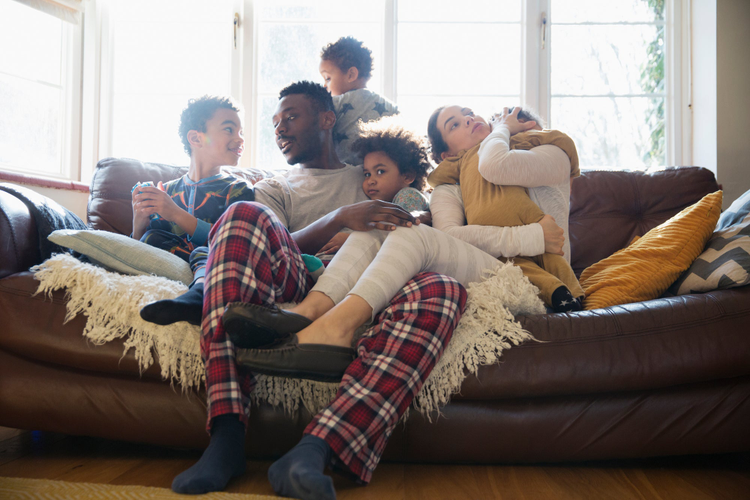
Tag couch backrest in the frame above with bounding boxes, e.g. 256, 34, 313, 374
568, 166, 720, 275
87, 159, 720, 275
87, 157, 271, 235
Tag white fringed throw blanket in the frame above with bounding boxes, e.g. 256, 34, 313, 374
33, 254, 544, 417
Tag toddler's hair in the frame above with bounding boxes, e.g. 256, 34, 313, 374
320, 36, 374, 82
510, 106, 546, 128
279, 80, 334, 114
179, 95, 241, 157
351, 116, 431, 192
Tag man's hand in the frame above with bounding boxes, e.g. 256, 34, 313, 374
539, 214, 564, 255
490, 107, 538, 136
334, 200, 416, 232
317, 232, 350, 255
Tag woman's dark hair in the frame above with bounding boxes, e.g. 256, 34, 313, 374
351, 117, 431, 192
320, 36, 374, 82
179, 95, 241, 157
426, 106, 449, 164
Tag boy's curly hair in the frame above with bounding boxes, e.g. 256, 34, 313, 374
179, 95, 241, 157
351, 117, 431, 192
320, 36, 373, 82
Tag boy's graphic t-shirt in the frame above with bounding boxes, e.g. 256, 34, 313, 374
141, 172, 254, 260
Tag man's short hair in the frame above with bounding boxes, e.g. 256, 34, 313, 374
179, 95, 241, 156
278, 81, 334, 114
320, 36, 374, 82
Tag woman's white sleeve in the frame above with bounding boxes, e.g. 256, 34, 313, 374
477, 125, 570, 187
430, 185, 545, 258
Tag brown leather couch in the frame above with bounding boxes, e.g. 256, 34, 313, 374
1, 159, 749, 463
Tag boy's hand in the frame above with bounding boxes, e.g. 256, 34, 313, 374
335, 200, 416, 232
132, 186, 182, 222
539, 214, 564, 255
491, 107, 538, 136
317, 232, 350, 255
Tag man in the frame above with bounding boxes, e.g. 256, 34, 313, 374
168, 81, 466, 499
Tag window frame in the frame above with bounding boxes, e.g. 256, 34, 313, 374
48, 0, 693, 182
0, 0, 84, 182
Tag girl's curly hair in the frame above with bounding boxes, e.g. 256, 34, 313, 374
350, 116, 431, 192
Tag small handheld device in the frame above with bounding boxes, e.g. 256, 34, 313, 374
131, 181, 160, 220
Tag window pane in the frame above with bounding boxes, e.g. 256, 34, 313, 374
551, 97, 665, 169
258, 0, 383, 22
397, 23, 520, 96
552, 0, 663, 23
0, 75, 62, 175
109, 0, 234, 165
0, 0, 62, 85
111, 94, 195, 167
551, 25, 664, 96
257, 23, 383, 94
398, 0, 521, 22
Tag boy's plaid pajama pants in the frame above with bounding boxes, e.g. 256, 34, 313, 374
201, 202, 466, 484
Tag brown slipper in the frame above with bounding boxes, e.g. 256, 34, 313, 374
223, 302, 312, 349
235, 334, 355, 383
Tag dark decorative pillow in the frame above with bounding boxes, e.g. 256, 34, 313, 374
671, 189, 750, 294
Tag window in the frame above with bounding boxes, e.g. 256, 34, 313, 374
548, 0, 668, 169
0, 0, 81, 179
0, 0, 683, 182
106, 0, 236, 167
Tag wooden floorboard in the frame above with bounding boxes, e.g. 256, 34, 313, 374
0, 432, 748, 499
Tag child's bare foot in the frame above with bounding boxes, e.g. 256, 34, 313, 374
287, 291, 335, 322
296, 295, 372, 348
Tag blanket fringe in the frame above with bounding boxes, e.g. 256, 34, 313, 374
33, 254, 543, 417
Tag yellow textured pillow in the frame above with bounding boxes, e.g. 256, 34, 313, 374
580, 191, 722, 310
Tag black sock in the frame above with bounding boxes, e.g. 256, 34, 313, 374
140, 282, 204, 326
171, 414, 246, 494
551, 286, 583, 313
268, 434, 336, 500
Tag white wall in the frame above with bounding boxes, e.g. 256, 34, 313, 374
716, 0, 750, 208
691, 0, 717, 174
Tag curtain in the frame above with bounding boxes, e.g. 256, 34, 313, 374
12, 0, 85, 24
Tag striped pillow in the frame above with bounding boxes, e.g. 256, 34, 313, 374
671, 189, 750, 294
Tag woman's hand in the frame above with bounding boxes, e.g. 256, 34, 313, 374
490, 107, 538, 136
539, 214, 564, 255
317, 232, 350, 255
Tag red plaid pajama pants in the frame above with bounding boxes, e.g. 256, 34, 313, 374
201, 202, 467, 484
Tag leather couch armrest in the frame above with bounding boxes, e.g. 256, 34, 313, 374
0, 190, 41, 278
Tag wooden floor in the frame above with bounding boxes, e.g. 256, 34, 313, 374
1, 430, 748, 499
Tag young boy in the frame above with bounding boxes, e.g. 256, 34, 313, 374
132, 95, 255, 263
427, 105, 584, 312
134, 96, 255, 326
319, 36, 398, 165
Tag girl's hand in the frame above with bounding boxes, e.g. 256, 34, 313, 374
491, 107, 538, 136
539, 214, 564, 255
132, 186, 182, 222
317, 232, 350, 255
